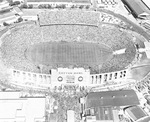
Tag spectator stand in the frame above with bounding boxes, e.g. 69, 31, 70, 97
0, 9, 146, 94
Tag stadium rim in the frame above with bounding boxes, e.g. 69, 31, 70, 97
39, 23, 99, 27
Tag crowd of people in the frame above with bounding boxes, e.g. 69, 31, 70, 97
42, 24, 136, 73
135, 73, 150, 94
0, 10, 137, 74
51, 92, 82, 122
39, 10, 128, 28
39, 10, 100, 26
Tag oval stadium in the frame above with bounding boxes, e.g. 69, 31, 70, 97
0, 9, 147, 89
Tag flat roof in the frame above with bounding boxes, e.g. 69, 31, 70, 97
125, 106, 149, 121
122, 0, 144, 15
142, 0, 150, 10
0, 92, 46, 122
0, 15, 16, 23
0, 11, 15, 19
95, 107, 114, 120
85, 90, 139, 108
0, 91, 20, 99
122, 0, 150, 17
22, 9, 41, 16
72, 0, 91, 3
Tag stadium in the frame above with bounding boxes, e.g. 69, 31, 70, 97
0, 9, 147, 91
1, 1, 150, 121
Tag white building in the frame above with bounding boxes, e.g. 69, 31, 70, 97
0, 0, 10, 11
0, 91, 46, 122
12, 0, 24, 3
21, 9, 39, 21
0, 12, 18, 26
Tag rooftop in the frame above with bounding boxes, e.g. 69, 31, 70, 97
0, 92, 46, 122
22, 9, 41, 16
142, 0, 150, 10
0, 11, 15, 20
85, 90, 140, 108
0, 91, 20, 99
124, 106, 150, 122
121, 0, 150, 18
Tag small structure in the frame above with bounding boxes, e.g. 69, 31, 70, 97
139, 42, 150, 59
0, 0, 10, 11
113, 48, 126, 55
0, 11, 18, 26
13, 7, 23, 15
21, 9, 39, 21
67, 110, 75, 122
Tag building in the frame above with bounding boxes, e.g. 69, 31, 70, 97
142, 0, 150, 10
124, 105, 150, 122
81, 90, 140, 122
21, 9, 40, 21
0, 91, 46, 122
12, 0, 24, 3
72, 0, 91, 6
121, 0, 150, 19
67, 110, 75, 122
13, 7, 23, 15
0, 11, 18, 26
0, 0, 10, 11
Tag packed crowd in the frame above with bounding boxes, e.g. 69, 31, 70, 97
135, 73, 150, 93
39, 10, 128, 28
1, 25, 42, 72
100, 12, 127, 28
39, 10, 100, 26
0, 10, 137, 74
42, 24, 136, 73
52, 92, 82, 122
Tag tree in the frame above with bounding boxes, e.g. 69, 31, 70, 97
20, 4, 28, 9
79, 5, 84, 9
47, 4, 52, 9
86, 5, 90, 9
17, 17, 23, 22
61, 4, 66, 9
28, 4, 33, 9
71, 5, 75, 8
3, 22, 9, 26
56, 5, 61, 9
38, 5, 43, 9
9, 1, 20, 6
38, 4, 45, 9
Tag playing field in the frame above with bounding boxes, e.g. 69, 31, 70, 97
25, 42, 113, 68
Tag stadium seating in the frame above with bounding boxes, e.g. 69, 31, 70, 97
39, 10, 100, 26
0, 10, 136, 74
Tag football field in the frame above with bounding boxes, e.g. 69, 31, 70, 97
26, 42, 113, 68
